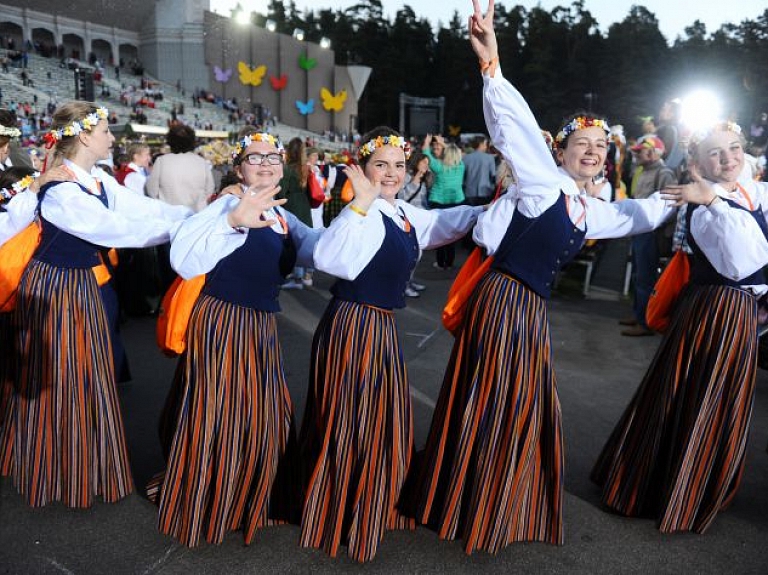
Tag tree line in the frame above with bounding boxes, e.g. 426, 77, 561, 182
241, 0, 768, 139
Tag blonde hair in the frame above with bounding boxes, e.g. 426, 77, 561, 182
441, 143, 462, 168
50, 101, 101, 160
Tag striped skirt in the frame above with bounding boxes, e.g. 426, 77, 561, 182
9, 259, 133, 507
0, 312, 15, 475
412, 271, 563, 553
591, 284, 757, 533
298, 299, 415, 563
150, 294, 296, 547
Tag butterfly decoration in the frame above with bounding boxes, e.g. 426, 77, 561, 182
320, 88, 347, 112
448, 124, 462, 137
298, 53, 317, 71
296, 99, 315, 115
213, 65, 233, 83
238, 62, 267, 86
270, 74, 288, 91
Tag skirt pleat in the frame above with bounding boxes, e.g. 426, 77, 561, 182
412, 271, 563, 553
152, 294, 295, 547
9, 259, 132, 507
298, 299, 415, 563
0, 312, 16, 475
591, 284, 758, 533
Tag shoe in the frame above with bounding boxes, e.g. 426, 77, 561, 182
618, 317, 638, 326
302, 277, 313, 287
281, 279, 303, 290
621, 325, 655, 336
404, 286, 420, 298
409, 281, 426, 291
432, 262, 450, 270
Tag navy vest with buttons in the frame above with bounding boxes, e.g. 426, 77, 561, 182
331, 211, 419, 310
34, 180, 107, 268
203, 223, 296, 312
686, 199, 768, 287
491, 193, 587, 299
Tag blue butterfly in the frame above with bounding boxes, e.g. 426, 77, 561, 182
214, 65, 233, 83
296, 99, 315, 115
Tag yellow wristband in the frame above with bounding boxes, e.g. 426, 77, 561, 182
349, 204, 367, 217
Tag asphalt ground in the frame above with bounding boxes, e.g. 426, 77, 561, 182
1, 245, 767, 574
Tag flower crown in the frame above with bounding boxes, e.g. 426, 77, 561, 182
0, 172, 39, 202
44, 107, 109, 146
358, 135, 411, 161
0, 124, 21, 138
688, 121, 743, 150
554, 116, 610, 148
232, 133, 284, 160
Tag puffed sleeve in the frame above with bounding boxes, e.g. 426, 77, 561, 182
689, 197, 768, 281
398, 200, 482, 250
41, 182, 182, 249
0, 191, 37, 246
482, 68, 579, 211
99, 170, 193, 222
472, 190, 518, 255
169, 194, 248, 279
312, 204, 386, 280
584, 193, 675, 239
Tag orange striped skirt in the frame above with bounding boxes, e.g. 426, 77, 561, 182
298, 299, 415, 563
0, 312, 15, 475
411, 271, 563, 553
9, 259, 133, 507
592, 284, 758, 533
149, 294, 296, 547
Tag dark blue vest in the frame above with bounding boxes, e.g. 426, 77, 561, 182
203, 223, 297, 312
686, 199, 768, 287
491, 193, 587, 299
331, 211, 419, 310
34, 181, 107, 268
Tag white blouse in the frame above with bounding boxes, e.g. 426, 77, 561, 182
40, 160, 192, 249
0, 190, 37, 247
314, 198, 482, 281
474, 68, 674, 254
170, 193, 322, 279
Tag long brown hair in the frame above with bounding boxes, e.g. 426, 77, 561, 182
285, 137, 308, 187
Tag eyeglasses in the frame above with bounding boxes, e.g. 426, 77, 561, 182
242, 152, 283, 166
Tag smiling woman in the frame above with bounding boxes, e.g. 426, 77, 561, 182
296, 126, 483, 563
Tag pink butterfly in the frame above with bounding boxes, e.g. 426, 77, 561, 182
214, 65, 233, 83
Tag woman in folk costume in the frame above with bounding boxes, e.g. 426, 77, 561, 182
149, 128, 321, 547
4, 102, 191, 508
592, 121, 768, 533
409, 0, 677, 554
298, 126, 483, 563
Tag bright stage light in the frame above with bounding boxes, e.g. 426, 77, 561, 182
680, 90, 723, 133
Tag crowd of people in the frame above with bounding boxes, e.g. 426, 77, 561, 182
2, 0, 768, 565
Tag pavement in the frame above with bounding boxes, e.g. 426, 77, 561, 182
1, 245, 767, 574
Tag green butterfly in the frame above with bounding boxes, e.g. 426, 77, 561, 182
299, 53, 317, 71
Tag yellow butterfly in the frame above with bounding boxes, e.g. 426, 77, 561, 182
238, 62, 267, 86
448, 124, 461, 137
320, 88, 347, 112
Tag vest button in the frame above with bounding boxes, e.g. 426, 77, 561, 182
569, 239, 575, 245
556, 259, 561, 264
551, 269, 556, 275
564, 250, 569, 255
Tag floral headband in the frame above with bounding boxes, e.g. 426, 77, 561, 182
554, 117, 610, 148
688, 121, 743, 150
43, 107, 109, 147
0, 172, 39, 202
232, 133, 284, 160
358, 135, 411, 161
0, 124, 21, 138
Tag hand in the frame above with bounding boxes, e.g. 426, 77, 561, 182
469, 0, 498, 63
422, 133, 433, 149
660, 164, 717, 207
343, 163, 380, 211
218, 183, 244, 199
585, 178, 608, 199
226, 184, 287, 229
30, 165, 75, 193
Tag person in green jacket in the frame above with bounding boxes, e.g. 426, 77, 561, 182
423, 133, 466, 268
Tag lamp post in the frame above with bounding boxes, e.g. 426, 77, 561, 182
235, 9, 254, 120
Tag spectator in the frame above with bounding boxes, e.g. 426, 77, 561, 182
462, 135, 496, 206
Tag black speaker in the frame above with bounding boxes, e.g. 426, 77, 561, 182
74, 69, 95, 101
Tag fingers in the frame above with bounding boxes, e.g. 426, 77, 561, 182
688, 163, 702, 183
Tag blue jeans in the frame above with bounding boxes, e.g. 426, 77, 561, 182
631, 232, 659, 327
